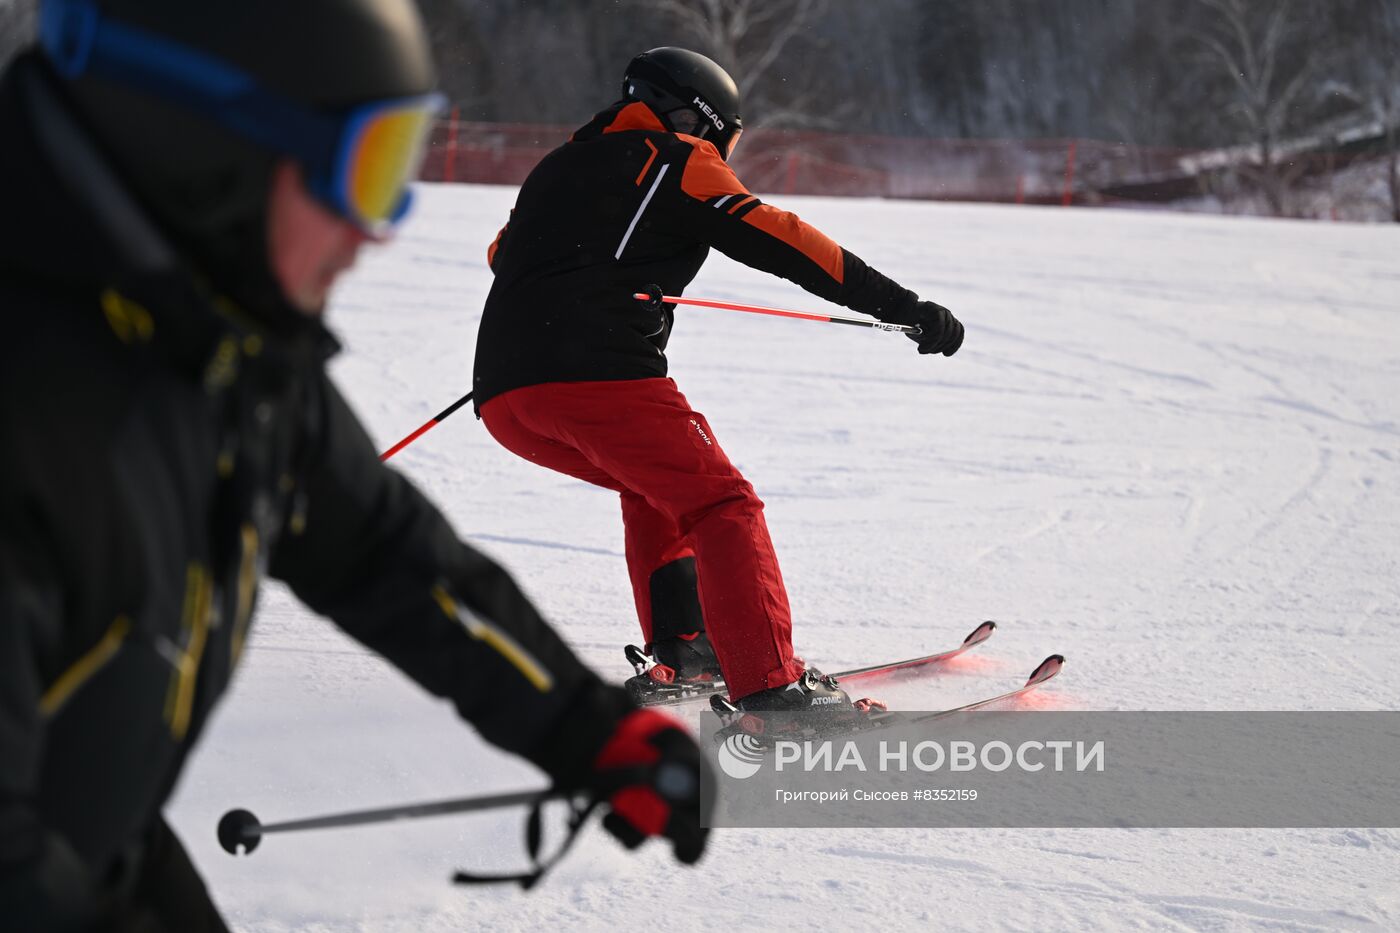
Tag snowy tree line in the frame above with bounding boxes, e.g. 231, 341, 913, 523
2, 0, 1388, 145
415, 1, 1393, 150
3, 1, 1391, 142
3, 0, 1396, 218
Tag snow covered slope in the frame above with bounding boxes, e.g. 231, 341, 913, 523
169, 184, 1400, 931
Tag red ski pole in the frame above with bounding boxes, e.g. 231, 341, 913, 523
634, 284, 921, 335
379, 390, 473, 461
382, 286, 917, 461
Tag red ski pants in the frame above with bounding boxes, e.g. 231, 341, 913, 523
480, 378, 803, 699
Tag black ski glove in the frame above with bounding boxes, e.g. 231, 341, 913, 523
587, 708, 712, 864
906, 300, 964, 356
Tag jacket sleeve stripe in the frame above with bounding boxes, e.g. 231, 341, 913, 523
730, 197, 763, 220
230, 523, 259, 665
614, 162, 670, 260
39, 614, 131, 716
726, 194, 758, 215
635, 139, 660, 186
432, 585, 554, 692
164, 562, 213, 741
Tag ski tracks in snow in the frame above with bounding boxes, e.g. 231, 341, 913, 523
168, 189, 1400, 931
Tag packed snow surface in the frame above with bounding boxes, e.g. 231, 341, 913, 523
169, 184, 1400, 931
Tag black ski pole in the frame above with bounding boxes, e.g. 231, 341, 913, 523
217, 787, 563, 855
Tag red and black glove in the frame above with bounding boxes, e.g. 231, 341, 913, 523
589, 708, 711, 864
532, 685, 711, 865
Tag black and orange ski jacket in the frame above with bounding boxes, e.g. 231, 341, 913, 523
0, 56, 625, 927
472, 101, 923, 407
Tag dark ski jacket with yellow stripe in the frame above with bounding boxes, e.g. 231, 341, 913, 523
472, 101, 923, 407
0, 56, 620, 928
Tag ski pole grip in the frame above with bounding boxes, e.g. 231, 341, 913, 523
636, 284, 665, 311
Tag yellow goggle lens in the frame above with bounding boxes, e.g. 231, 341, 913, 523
345, 103, 437, 228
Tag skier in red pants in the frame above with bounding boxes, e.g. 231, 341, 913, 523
473, 48, 964, 717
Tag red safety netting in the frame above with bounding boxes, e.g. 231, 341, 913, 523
418, 115, 1397, 219
419, 117, 1198, 205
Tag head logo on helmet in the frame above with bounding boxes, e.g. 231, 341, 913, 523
623, 47, 743, 161
692, 96, 725, 132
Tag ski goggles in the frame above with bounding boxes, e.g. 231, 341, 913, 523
721, 127, 744, 160
40, 0, 445, 235
664, 106, 743, 160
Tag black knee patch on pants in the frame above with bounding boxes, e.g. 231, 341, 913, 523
648, 557, 705, 641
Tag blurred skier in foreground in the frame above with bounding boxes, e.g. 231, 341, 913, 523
0, 3, 707, 930
474, 47, 965, 717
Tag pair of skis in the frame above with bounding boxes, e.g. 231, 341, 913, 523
629, 620, 1065, 717
218, 622, 1062, 866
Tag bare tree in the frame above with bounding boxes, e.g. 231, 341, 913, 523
1331, 0, 1400, 222
819, 0, 925, 136
640, 0, 834, 128
1192, 0, 1326, 215
414, 0, 498, 117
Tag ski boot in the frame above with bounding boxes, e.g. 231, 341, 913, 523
624, 632, 725, 705
710, 669, 889, 739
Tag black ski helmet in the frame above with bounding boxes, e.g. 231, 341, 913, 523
623, 47, 743, 160
37, 0, 437, 324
